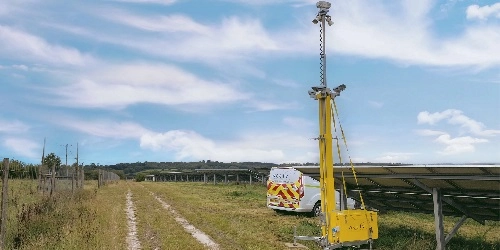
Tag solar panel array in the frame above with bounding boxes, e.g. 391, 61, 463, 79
295, 165, 500, 222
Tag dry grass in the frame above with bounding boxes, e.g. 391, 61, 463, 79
3, 180, 498, 250
4, 180, 128, 250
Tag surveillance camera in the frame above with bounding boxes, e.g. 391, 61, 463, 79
308, 90, 318, 99
316, 1, 331, 9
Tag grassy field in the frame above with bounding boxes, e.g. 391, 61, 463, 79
138, 181, 500, 250
3, 180, 499, 249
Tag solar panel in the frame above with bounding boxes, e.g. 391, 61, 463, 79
294, 165, 500, 222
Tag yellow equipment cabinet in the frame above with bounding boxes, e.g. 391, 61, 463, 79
328, 210, 378, 245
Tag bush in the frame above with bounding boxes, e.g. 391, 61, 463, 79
135, 173, 145, 182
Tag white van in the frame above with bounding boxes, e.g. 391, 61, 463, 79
266, 167, 322, 216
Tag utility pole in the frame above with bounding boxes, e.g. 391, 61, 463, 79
76, 143, 79, 188
38, 138, 46, 191
64, 144, 70, 167
61, 144, 72, 177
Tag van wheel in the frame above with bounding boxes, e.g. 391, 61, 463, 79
312, 202, 321, 217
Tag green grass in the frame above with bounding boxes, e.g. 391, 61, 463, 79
143, 181, 322, 249
142, 182, 499, 250
130, 182, 207, 250
377, 211, 500, 250
2, 180, 498, 249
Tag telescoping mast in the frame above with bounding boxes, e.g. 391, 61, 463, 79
301, 1, 379, 249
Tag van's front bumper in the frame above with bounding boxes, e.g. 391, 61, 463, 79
267, 205, 311, 213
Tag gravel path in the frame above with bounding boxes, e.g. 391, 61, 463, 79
126, 190, 142, 250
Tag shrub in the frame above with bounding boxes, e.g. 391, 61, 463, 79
135, 173, 145, 182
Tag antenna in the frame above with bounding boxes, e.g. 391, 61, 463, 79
312, 1, 333, 87
308, 1, 344, 100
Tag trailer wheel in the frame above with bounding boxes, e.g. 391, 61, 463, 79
312, 202, 321, 217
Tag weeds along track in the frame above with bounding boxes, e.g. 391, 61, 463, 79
125, 190, 141, 250
133, 183, 220, 250
127, 183, 211, 250
149, 191, 220, 250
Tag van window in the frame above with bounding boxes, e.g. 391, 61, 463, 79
269, 168, 301, 184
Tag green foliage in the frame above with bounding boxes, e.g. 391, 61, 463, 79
43, 153, 62, 171
84, 169, 99, 180
0, 160, 38, 179
135, 173, 145, 182
100, 161, 279, 176
111, 170, 126, 180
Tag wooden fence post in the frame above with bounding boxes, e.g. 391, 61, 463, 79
80, 167, 84, 189
1, 158, 10, 249
50, 163, 56, 196
38, 164, 43, 191
75, 165, 79, 189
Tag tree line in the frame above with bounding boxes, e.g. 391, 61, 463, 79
2, 154, 322, 180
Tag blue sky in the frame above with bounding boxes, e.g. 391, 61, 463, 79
0, 0, 499, 165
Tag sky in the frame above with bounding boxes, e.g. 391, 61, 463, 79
0, 0, 499, 166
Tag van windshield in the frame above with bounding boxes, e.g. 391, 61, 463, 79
269, 168, 301, 184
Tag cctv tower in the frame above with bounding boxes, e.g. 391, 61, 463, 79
306, 1, 379, 249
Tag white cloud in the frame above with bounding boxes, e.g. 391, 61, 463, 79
0, 120, 29, 133
104, 11, 210, 34
219, 0, 312, 5
245, 100, 297, 112
6, 1, 500, 70
375, 152, 417, 163
56, 116, 316, 163
110, 0, 177, 4
440, 0, 463, 13
59, 1, 500, 70
140, 129, 316, 163
417, 110, 453, 125
12, 64, 28, 71
283, 116, 314, 129
49, 63, 248, 109
417, 109, 500, 136
434, 134, 488, 155
466, 3, 500, 20
368, 101, 384, 109
416, 129, 446, 136
102, 12, 280, 63
0, 25, 93, 66
59, 119, 151, 139
417, 109, 499, 156
295, 0, 500, 68
3, 138, 39, 158
272, 79, 300, 88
